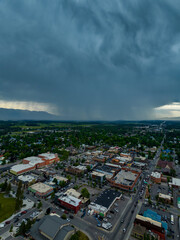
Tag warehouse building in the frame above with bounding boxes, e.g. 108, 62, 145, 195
29, 182, 54, 197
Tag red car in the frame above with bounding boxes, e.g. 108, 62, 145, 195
21, 210, 27, 214
64, 210, 69, 214
5, 221, 10, 225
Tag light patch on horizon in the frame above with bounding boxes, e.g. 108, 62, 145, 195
0, 100, 58, 115
154, 102, 180, 119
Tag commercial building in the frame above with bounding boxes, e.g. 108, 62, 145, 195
109, 168, 141, 191
151, 172, 161, 183
91, 171, 105, 183
10, 152, 59, 175
16, 174, 36, 187
177, 197, 180, 209
23, 156, 45, 168
65, 188, 81, 199
92, 156, 106, 163
134, 214, 165, 240
65, 165, 86, 176
29, 182, 54, 197
38, 153, 59, 165
10, 164, 35, 175
30, 215, 74, 240
158, 193, 173, 204
88, 189, 121, 216
58, 193, 81, 213
23, 153, 59, 167
169, 177, 180, 189
53, 175, 68, 184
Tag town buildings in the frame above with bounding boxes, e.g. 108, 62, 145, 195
108, 168, 141, 191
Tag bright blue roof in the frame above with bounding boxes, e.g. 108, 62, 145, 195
143, 209, 167, 231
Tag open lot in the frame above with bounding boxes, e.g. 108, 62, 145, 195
0, 193, 16, 223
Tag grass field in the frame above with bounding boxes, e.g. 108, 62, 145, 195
0, 193, 16, 223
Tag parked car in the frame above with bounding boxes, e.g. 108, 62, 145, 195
14, 218, 19, 223
0, 223, 5, 228
21, 210, 27, 215
5, 221, 10, 225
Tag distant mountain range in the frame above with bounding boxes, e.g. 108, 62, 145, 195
0, 108, 59, 120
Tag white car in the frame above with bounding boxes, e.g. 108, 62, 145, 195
0, 223, 5, 228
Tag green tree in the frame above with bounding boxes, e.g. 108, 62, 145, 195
9, 225, 13, 232
81, 188, 90, 198
61, 214, 67, 219
37, 201, 42, 209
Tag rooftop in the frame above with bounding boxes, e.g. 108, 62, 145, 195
94, 189, 121, 209
30, 215, 74, 240
136, 214, 162, 228
11, 164, 34, 172
39, 153, 57, 160
159, 193, 172, 200
65, 188, 81, 199
53, 175, 68, 182
18, 174, 36, 182
24, 156, 44, 166
30, 182, 53, 193
91, 171, 105, 177
113, 169, 139, 186
58, 194, 81, 207
151, 172, 161, 179
171, 177, 180, 187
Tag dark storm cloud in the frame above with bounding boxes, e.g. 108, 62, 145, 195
0, 0, 180, 120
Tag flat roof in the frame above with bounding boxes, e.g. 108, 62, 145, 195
94, 189, 121, 209
58, 194, 81, 207
74, 165, 87, 171
159, 193, 171, 200
113, 169, 138, 186
53, 175, 68, 182
18, 175, 36, 182
91, 171, 105, 177
151, 172, 161, 178
11, 164, 34, 172
39, 153, 57, 160
171, 177, 180, 187
30, 182, 53, 193
65, 188, 81, 199
136, 214, 162, 227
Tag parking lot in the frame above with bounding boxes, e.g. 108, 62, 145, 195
77, 195, 130, 231
149, 182, 171, 201
139, 204, 179, 240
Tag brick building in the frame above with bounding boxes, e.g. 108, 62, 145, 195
108, 168, 141, 191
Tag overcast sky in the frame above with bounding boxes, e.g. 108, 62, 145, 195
0, 0, 180, 120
